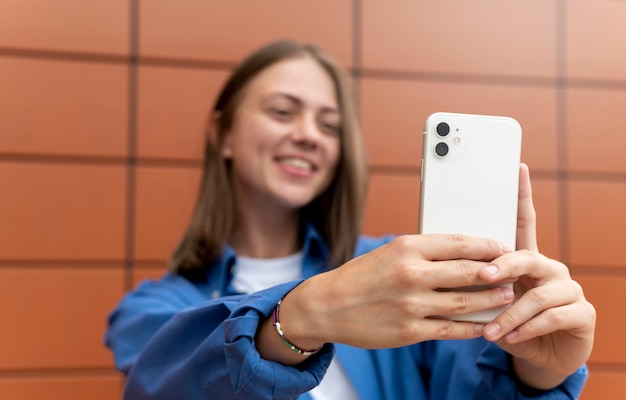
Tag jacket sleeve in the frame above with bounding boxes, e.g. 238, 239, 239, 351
474, 342, 588, 399
423, 338, 588, 399
104, 277, 334, 400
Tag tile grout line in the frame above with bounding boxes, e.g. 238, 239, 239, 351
124, 0, 140, 293
351, 0, 362, 109
0, 367, 122, 379
556, 0, 570, 264
0, 153, 202, 167
1, 261, 624, 275
3, 48, 626, 91
0, 152, 625, 182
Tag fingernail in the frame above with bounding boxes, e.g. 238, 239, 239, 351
499, 287, 515, 302
500, 242, 513, 253
474, 324, 486, 335
505, 330, 519, 342
484, 323, 500, 338
483, 265, 498, 276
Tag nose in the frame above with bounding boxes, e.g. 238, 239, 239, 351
291, 114, 319, 150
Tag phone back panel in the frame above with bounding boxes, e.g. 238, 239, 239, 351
419, 112, 522, 250
419, 112, 522, 322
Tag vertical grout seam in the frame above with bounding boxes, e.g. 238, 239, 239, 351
352, 0, 362, 110
124, 0, 140, 292
556, 0, 570, 264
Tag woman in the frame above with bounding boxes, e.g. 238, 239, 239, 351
105, 40, 595, 399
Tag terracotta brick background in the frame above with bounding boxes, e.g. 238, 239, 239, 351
1, 1, 624, 398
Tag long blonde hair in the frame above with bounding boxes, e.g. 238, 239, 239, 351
170, 40, 367, 280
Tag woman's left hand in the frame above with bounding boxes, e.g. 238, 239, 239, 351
480, 164, 596, 390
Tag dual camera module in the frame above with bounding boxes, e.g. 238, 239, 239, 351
435, 122, 450, 157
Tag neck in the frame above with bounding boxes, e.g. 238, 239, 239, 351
231, 198, 301, 259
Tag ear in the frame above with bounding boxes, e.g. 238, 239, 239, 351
207, 112, 233, 159
221, 129, 234, 159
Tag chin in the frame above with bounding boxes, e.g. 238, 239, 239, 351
273, 189, 319, 210
278, 196, 316, 210
270, 180, 331, 210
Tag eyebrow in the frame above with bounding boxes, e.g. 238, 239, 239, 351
265, 92, 339, 114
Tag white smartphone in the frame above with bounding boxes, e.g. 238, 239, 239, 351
419, 112, 522, 323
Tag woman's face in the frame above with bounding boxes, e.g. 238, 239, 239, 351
222, 56, 342, 212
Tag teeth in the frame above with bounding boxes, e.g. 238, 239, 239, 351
280, 157, 313, 170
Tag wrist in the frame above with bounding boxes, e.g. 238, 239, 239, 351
277, 279, 327, 351
512, 356, 567, 391
255, 279, 327, 365
273, 297, 324, 355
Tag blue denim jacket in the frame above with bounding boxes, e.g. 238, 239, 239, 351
105, 224, 587, 399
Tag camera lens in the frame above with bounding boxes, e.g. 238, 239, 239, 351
436, 122, 450, 137
435, 142, 448, 157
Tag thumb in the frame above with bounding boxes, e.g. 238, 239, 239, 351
516, 163, 538, 252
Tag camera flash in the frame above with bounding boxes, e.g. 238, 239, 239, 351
453, 136, 461, 145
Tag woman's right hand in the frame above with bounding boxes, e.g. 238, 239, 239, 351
272, 234, 514, 357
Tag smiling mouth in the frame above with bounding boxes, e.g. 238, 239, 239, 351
276, 157, 316, 172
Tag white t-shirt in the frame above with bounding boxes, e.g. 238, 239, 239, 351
231, 253, 359, 400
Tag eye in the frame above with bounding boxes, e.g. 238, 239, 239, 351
268, 103, 295, 121
319, 115, 341, 135
321, 122, 339, 134
272, 108, 291, 117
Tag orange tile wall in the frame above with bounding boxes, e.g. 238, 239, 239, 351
0, 1, 624, 398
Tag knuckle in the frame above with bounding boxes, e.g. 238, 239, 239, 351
394, 263, 419, 289
586, 301, 598, 324
499, 307, 519, 327
436, 319, 455, 338
493, 255, 513, 272
391, 235, 413, 254
484, 236, 504, 254
527, 288, 548, 308
449, 234, 470, 251
569, 280, 584, 297
452, 293, 470, 313
490, 287, 505, 305
551, 258, 571, 276
544, 308, 562, 325
456, 260, 476, 285
522, 317, 539, 336
518, 208, 536, 226
518, 249, 538, 266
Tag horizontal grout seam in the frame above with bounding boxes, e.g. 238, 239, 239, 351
0, 367, 120, 379
0, 260, 127, 268
0, 153, 202, 168
1, 261, 626, 274
368, 166, 626, 183
0, 363, 624, 378
587, 362, 626, 373
2, 154, 626, 182
1, 47, 626, 90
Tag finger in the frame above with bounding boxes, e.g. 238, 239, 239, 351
499, 303, 591, 344
419, 259, 492, 289
398, 234, 509, 262
478, 250, 569, 284
426, 285, 515, 317
414, 318, 485, 341
483, 280, 582, 341
516, 163, 539, 252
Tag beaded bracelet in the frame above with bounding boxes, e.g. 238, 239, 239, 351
273, 298, 323, 356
